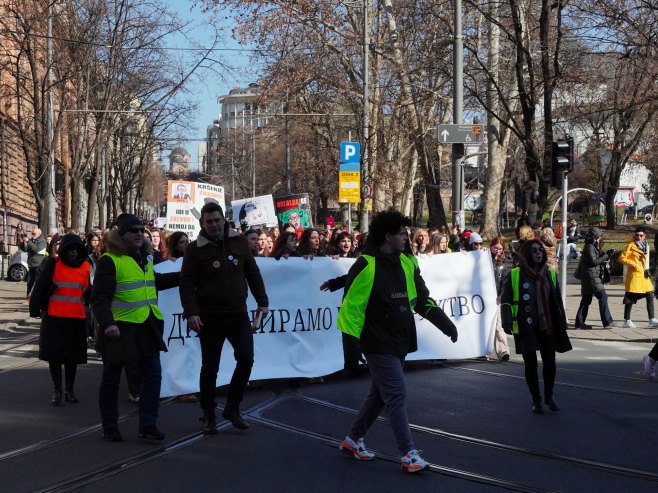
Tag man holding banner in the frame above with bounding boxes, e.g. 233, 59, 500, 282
337, 210, 458, 474
179, 202, 269, 435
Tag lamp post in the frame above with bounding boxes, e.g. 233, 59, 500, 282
361, 0, 369, 232
451, 0, 465, 231
45, 1, 57, 232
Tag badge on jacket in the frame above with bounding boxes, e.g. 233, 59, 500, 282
213, 260, 220, 268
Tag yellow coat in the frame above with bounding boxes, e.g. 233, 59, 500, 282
618, 240, 653, 293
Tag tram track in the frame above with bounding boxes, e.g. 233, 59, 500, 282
439, 362, 654, 397
31, 394, 290, 493
291, 393, 658, 484
0, 335, 40, 355
0, 397, 178, 463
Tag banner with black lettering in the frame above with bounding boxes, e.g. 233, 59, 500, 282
156, 251, 497, 397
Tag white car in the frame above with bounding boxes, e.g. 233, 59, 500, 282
6, 251, 28, 281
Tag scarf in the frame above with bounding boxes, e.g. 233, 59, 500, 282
635, 239, 648, 254
520, 260, 554, 334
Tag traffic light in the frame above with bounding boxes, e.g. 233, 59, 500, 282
551, 136, 574, 187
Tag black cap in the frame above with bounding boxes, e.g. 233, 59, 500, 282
114, 213, 142, 235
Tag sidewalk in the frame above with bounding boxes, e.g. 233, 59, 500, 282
2, 279, 658, 344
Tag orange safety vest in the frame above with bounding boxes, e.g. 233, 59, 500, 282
47, 260, 90, 319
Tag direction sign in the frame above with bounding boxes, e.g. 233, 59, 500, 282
438, 124, 483, 144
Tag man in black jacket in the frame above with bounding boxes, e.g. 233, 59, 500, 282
92, 213, 179, 442
336, 210, 458, 474
179, 202, 268, 435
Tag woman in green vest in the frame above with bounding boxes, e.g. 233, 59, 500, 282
501, 239, 571, 414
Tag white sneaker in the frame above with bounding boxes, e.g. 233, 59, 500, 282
643, 355, 656, 378
624, 320, 636, 328
401, 449, 430, 473
339, 436, 375, 461
649, 319, 658, 328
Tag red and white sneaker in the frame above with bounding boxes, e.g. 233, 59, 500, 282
401, 449, 430, 473
339, 436, 375, 461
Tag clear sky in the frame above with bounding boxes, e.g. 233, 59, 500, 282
168, 0, 260, 171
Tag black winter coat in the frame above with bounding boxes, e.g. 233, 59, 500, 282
581, 242, 608, 294
31, 235, 91, 364
501, 267, 570, 354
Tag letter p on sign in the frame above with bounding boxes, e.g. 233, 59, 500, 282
340, 142, 361, 166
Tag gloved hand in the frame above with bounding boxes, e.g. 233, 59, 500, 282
645, 269, 650, 278
425, 307, 458, 343
503, 326, 513, 335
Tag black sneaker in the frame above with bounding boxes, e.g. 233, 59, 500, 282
138, 425, 165, 440
102, 427, 123, 442
200, 414, 218, 435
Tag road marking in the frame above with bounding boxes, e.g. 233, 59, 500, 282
584, 356, 627, 361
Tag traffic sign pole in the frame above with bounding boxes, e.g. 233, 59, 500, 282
452, 0, 465, 232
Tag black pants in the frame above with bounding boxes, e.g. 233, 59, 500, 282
27, 266, 39, 297
48, 361, 77, 390
575, 287, 613, 327
623, 292, 654, 320
522, 330, 556, 402
198, 313, 253, 412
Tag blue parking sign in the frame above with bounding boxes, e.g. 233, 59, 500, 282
340, 142, 360, 172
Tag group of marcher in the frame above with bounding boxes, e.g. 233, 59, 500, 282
14, 206, 658, 475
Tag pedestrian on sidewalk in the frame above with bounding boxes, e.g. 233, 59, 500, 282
336, 210, 458, 474
574, 227, 615, 330
501, 240, 572, 414
618, 226, 658, 328
91, 213, 179, 442
29, 234, 91, 406
179, 202, 269, 435
20, 227, 47, 300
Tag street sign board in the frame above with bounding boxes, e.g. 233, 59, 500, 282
340, 142, 361, 172
339, 171, 361, 203
438, 124, 482, 144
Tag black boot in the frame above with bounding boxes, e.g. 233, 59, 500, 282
222, 400, 250, 430
51, 388, 62, 406
49, 362, 63, 406
545, 396, 560, 411
64, 364, 78, 402
65, 387, 79, 403
200, 411, 218, 435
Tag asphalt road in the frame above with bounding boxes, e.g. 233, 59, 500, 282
1, 280, 658, 492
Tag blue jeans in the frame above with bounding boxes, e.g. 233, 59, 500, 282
99, 352, 162, 429
198, 313, 254, 412
349, 353, 414, 455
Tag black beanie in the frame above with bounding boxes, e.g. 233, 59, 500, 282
115, 213, 143, 235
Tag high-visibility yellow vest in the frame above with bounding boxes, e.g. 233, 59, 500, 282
337, 254, 418, 339
104, 252, 163, 323
509, 267, 557, 334
47, 260, 90, 319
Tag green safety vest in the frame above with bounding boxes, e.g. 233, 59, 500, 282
509, 267, 556, 334
337, 254, 418, 339
104, 252, 163, 323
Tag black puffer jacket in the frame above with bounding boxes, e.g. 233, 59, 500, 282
581, 227, 608, 294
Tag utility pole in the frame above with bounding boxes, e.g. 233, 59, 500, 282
285, 97, 291, 194
45, 2, 57, 232
451, 0, 465, 231
360, 0, 370, 232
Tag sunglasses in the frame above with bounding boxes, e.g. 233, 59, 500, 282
127, 227, 145, 234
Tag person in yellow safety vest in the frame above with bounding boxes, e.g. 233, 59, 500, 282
336, 210, 458, 474
29, 234, 92, 406
501, 239, 572, 415
91, 213, 179, 443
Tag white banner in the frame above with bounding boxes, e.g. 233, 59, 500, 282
156, 251, 497, 397
166, 181, 226, 241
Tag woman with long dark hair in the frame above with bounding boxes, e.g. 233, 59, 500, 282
297, 228, 326, 257
271, 231, 301, 260
501, 239, 571, 414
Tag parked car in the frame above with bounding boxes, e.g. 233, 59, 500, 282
6, 251, 28, 281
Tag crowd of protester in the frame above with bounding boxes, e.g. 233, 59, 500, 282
15, 207, 658, 472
